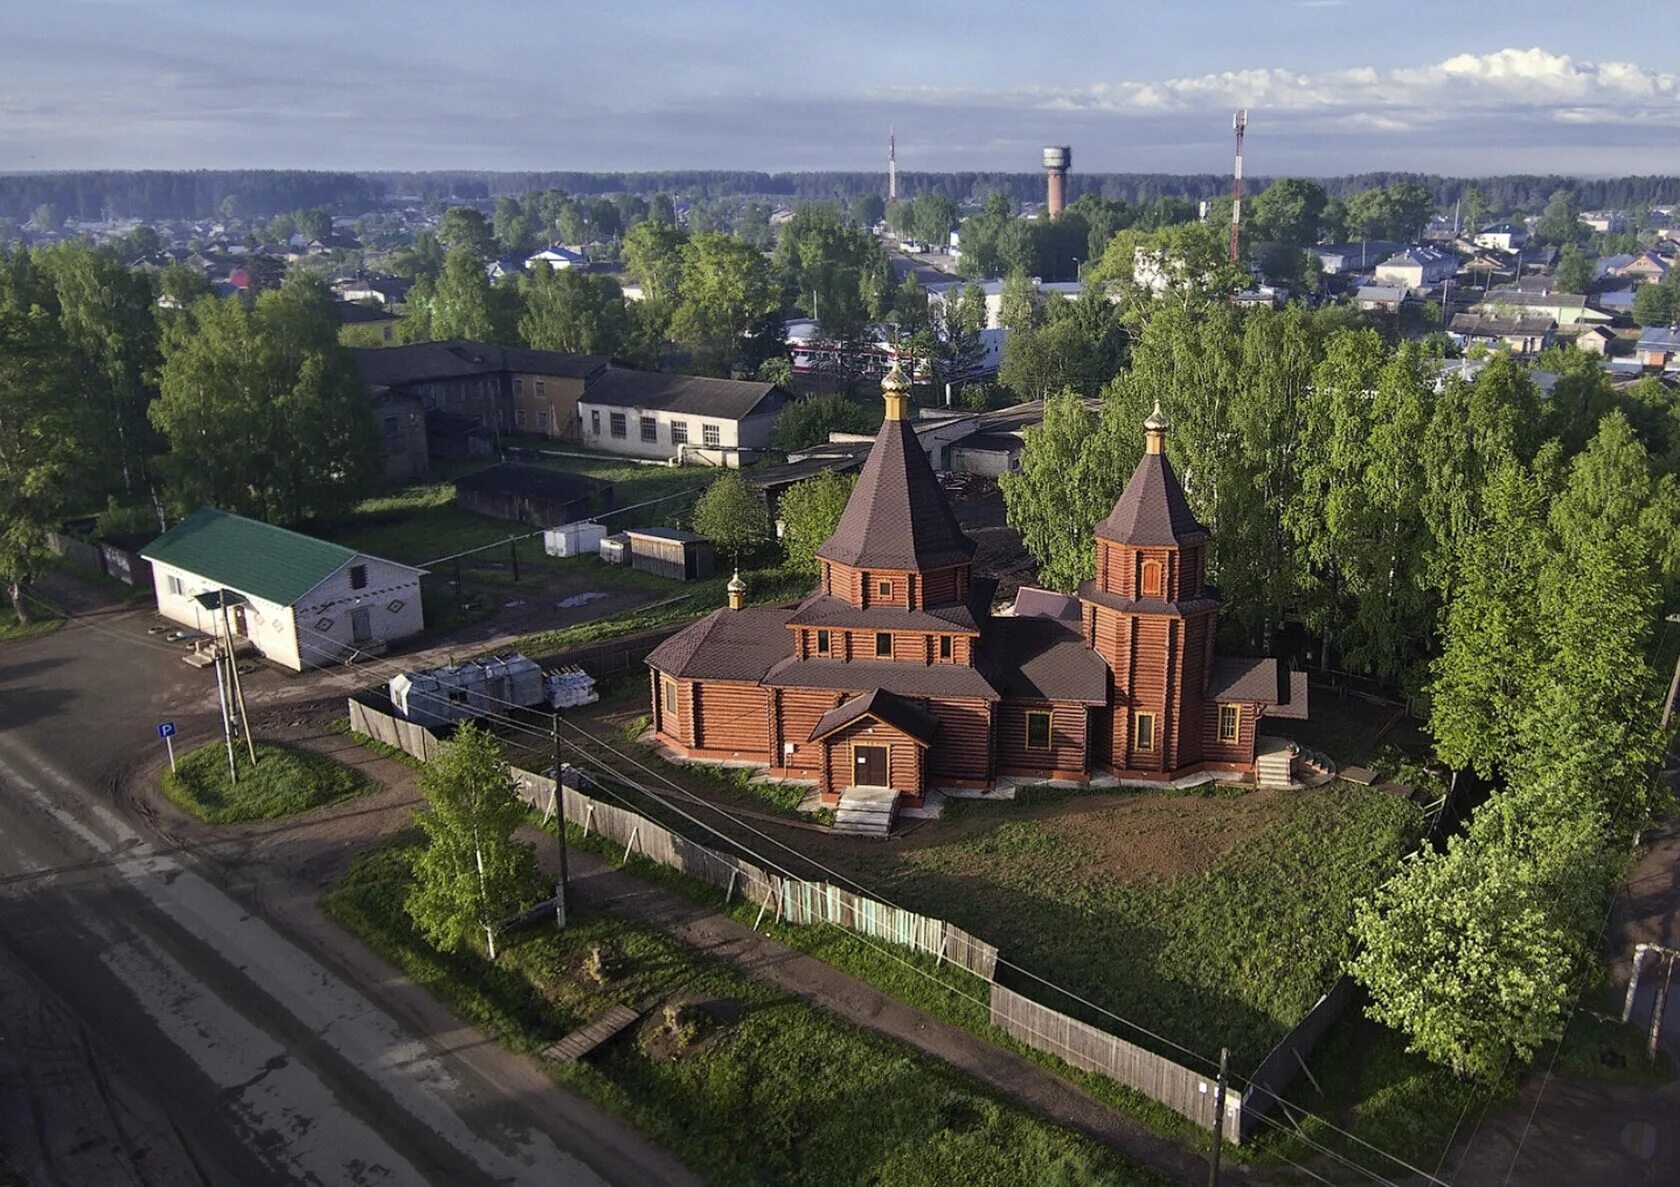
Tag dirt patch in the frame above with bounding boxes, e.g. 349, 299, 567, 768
1043, 790, 1294, 885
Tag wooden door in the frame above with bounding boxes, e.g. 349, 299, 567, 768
853, 744, 888, 788
350, 607, 373, 644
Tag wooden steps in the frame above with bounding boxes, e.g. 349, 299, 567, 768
541, 1003, 640, 1063
831, 787, 900, 838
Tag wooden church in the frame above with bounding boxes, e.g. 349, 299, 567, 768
645, 364, 1305, 810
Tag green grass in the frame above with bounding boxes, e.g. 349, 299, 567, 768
324, 835, 1166, 1187
325, 718, 424, 771
854, 784, 1425, 1068
161, 740, 375, 823
0, 605, 63, 643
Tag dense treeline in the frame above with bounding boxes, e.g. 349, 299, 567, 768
6, 170, 1677, 223
0, 171, 380, 222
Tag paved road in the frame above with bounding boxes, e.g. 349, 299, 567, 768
0, 593, 689, 1186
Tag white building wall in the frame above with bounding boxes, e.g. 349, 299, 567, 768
578, 402, 758, 468
293, 558, 425, 668
149, 561, 304, 670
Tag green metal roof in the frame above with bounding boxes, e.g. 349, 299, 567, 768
141, 507, 370, 605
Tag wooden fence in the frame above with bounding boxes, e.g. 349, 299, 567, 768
349, 689, 1344, 1144
990, 983, 1240, 1143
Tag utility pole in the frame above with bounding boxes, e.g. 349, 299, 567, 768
213, 651, 238, 784
1207, 1046, 1229, 1186
1650, 952, 1675, 1063
1228, 111, 1246, 263
551, 717, 570, 931
219, 594, 256, 765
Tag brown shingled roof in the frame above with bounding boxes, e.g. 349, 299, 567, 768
1205, 656, 1284, 703
763, 656, 1000, 701
786, 592, 982, 634
983, 617, 1109, 705
816, 417, 976, 572
645, 606, 796, 680
809, 689, 940, 746
1095, 449, 1209, 548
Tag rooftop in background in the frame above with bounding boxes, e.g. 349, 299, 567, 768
579, 370, 787, 421
351, 341, 611, 389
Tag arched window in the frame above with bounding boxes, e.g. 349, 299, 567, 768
1140, 558, 1164, 598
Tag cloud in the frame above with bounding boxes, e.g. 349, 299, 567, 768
879, 47, 1680, 124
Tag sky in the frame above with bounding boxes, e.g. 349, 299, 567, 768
3, 0, 1679, 177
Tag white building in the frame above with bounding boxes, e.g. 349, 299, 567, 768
141, 508, 425, 672
525, 245, 587, 270
1474, 223, 1528, 252
577, 371, 791, 468
1373, 246, 1458, 290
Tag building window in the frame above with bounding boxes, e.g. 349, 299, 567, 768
640, 415, 658, 443
513, 377, 523, 395
1140, 558, 1164, 598
1218, 704, 1240, 744
816, 629, 830, 655
671, 420, 688, 445
662, 678, 678, 717
382, 415, 398, 438
939, 634, 953, 660
1026, 710, 1052, 751
703, 423, 721, 448
1134, 711, 1157, 753
349, 564, 368, 590
591, 409, 601, 435
610, 412, 627, 438
537, 409, 549, 429
166, 575, 183, 596
535, 380, 546, 397
877, 579, 892, 599
514, 408, 527, 429
875, 632, 893, 658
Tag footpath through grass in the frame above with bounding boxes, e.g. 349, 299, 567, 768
161, 740, 374, 823
324, 835, 1166, 1187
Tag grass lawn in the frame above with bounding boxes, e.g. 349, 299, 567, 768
0, 606, 63, 643
325, 835, 1165, 1187
161, 740, 375, 823
843, 783, 1425, 1070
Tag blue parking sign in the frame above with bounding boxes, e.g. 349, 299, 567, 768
158, 721, 177, 739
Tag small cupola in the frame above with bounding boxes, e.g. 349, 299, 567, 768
726, 567, 747, 611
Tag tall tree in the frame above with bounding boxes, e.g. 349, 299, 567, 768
518, 267, 627, 356
406, 724, 539, 962
778, 470, 856, 574
1248, 178, 1327, 248
621, 219, 686, 304
1000, 390, 1126, 591
670, 232, 778, 376
912, 192, 957, 252
0, 306, 85, 622
690, 471, 771, 563
769, 393, 875, 452
436, 206, 496, 261
150, 275, 377, 525
1536, 188, 1583, 246
1552, 245, 1592, 294
430, 248, 502, 341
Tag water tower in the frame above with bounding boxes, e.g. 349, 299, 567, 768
1042, 146, 1072, 220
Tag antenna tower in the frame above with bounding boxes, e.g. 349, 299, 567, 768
1228, 109, 1247, 263
888, 128, 898, 205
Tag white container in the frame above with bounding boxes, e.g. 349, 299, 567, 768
543, 520, 607, 558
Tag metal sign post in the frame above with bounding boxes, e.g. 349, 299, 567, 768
157, 721, 177, 772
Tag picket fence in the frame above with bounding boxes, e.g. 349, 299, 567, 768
350, 692, 1346, 1144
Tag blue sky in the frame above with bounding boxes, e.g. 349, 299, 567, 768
3, 1, 1678, 175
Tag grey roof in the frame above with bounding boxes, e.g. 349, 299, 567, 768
645, 606, 796, 681
626, 526, 706, 544
352, 341, 610, 389
580, 369, 789, 421
454, 463, 610, 501
982, 617, 1109, 705
1356, 285, 1405, 302
1638, 326, 1680, 351
1205, 657, 1312, 719
762, 657, 1001, 701
817, 416, 977, 572
1011, 586, 1081, 621
1095, 448, 1209, 548
809, 689, 940, 745
1450, 313, 1555, 337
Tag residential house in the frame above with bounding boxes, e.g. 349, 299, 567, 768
1473, 290, 1612, 328
335, 301, 400, 344
1310, 242, 1404, 275
1373, 246, 1458, 290
1621, 252, 1671, 285
1448, 313, 1556, 357
334, 275, 412, 307
1575, 325, 1616, 355
577, 371, 791, 467
1635, 326, 1680, 370
1583, 212, 1629, 234
526, 245, 587, 271
1355, 285, 1406, 312
1474, 223, 1528, 252
645, 366, 1306, 817
141, 508, 425, 671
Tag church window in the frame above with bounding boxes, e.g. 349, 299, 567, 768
1140, 558, 1164, 598
939, 634, 953, 660
816, 629, 830, 655
1134, 711, 1157, 752
874, 632, 893, 658
1026, 711, 1051, 750
1218, 704, 1240, 743
877, 579, 892, 598
662, 678, 679, 718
